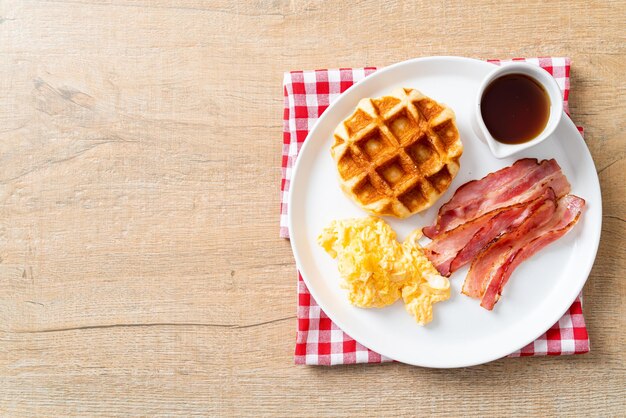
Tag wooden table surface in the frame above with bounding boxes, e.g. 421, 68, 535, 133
1, 1, 624, 416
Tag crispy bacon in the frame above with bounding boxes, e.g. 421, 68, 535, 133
449, 187, 556, 274
479, 195, 585, 310
424, 188, 556, 276
423, 212, 497, 277
423, 159, 539, 238
461, 197, 557, 299
423, 159, 570, 239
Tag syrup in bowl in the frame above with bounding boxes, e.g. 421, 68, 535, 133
480, 74, 551, 144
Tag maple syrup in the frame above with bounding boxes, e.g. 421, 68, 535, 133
480, 74, 550, 144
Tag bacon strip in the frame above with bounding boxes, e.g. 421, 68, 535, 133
461, 197, 557, 299
423, 159, 570, 239
423, 159, 539, 238
423, 212, 498, 277
479, 195, 585, 310
449, 187, 556, 274
424, 188, 556, 276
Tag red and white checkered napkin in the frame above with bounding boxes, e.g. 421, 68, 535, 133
281, 57, 590, 366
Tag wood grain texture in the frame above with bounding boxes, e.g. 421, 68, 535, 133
0, 0, 624, 416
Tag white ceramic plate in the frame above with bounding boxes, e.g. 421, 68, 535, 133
288, 56, 601, 368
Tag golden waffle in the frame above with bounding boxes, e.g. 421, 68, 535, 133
331, 88, 463, 218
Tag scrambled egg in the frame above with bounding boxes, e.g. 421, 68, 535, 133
318, 217, 450, 325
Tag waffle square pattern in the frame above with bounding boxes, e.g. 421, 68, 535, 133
331, 88, 463, 218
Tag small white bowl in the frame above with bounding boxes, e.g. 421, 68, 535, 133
473, 62, 564, 159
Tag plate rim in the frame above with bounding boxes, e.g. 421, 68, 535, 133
287, 56, 602, 367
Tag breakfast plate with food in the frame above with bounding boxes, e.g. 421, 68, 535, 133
288, 56, 601, 368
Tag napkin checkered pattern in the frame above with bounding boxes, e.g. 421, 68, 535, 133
281, 57, 590, 365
